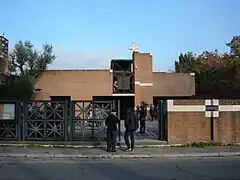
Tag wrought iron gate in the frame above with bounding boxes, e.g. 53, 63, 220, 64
70, 100, 119, 141
0, 99, 120, 141
70, 100, 92, 140
92, 100, 113, 140
158, 100, 168, 141
22, 101, 68, 141
0, 100, 21, 140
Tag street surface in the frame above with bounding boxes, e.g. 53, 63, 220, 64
0, 157, 239, 180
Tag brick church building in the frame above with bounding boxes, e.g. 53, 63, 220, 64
1, 36, 195, 108
34, 49, 195, 107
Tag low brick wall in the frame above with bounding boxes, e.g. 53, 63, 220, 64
167, 99, 240, 144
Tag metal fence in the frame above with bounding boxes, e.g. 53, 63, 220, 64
0, 99, 120, 141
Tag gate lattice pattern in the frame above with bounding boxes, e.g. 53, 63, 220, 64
0, 120, 18, 140
0, 100, 119, 141
0, 101, 20, 140
22, 101, 67, 141
71, 100, 113, 140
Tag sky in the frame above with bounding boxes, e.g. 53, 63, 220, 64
1, 0, 240, 71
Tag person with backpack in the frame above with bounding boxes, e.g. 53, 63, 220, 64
124, 107, 139, 152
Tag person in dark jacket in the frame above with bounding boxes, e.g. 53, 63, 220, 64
150, 104, 155, 121
105, 109, 120, 152
138, 101, 147, 133
124, 107, 138, 151
136, 105, 140, 120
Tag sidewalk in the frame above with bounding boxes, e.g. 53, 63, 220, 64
0, 140, 168, 148
1, 146, 240, 159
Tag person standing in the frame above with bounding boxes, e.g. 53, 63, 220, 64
138, 101, 147, 133
124, 107, 138, 151
150, 104, 155, 121
105, 109, 120, 152
136, 105, 140, 120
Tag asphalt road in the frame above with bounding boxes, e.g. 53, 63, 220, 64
0, 157, 239, 180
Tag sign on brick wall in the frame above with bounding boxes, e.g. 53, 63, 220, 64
167, 99, 240, 118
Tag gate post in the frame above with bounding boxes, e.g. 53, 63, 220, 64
158, 100, 164, 140
22, 100, 26, 141
91, 101, 95, 139
117, 100, 121, 142
69, 101, 73, 141
158, 100, 167, 141
163, 100, 168, 141
16, 100, 22, 141
64, 100, 68, 142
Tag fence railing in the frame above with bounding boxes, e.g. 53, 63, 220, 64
0, 99, 121, 141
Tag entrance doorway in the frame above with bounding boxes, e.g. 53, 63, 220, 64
115, 96, 134, 119
93, 96, 134, 119
50, 96, 71, 108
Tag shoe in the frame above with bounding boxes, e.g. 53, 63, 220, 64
111, 149, 117, 152
107, 149, 110, 152
125, 148, 132, 152
130, 149, 134, 152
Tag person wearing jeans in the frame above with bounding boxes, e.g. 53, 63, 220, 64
124, 107, 138, 151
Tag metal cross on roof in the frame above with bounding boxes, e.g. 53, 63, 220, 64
128, 42, 139, 52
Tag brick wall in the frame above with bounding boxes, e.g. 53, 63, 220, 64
168, 99, 240, 144
34, 70, 113, 100
152, 73, 195, 97
133, 52, 195, 107
133, 52, 153, 106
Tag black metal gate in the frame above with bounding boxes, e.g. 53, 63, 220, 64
70, 100, 92, 140
158, 100, 168, 141
0, 99, 120, 141
22, 100, 68, 141
70, 100, 119, 141
0, 100, 21, 141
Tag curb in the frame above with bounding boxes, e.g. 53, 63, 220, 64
0, 143, 239, 149
0, 144, 170, 148
0, 152, 240, 159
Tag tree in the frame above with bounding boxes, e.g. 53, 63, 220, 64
0, 41, 55, 100
226, 35, 240, 57
10, 41, 55, 78
175, 52, 198, 73
174, 35, 240, 97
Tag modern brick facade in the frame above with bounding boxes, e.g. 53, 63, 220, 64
34, 52, 195, 106
167, 99, 240, 144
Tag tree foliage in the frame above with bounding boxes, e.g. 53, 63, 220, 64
175, 35, 240, 97
10, 41, 55, 78
0, 75, 34, 100
0, 41, 55, 100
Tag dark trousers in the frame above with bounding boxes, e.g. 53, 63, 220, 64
150, 114, 154, 121
107, 130, 117, 151
124, 130, 135, 149
140, 118, 146, 133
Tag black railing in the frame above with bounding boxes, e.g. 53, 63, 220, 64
0, 99, 121, 142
